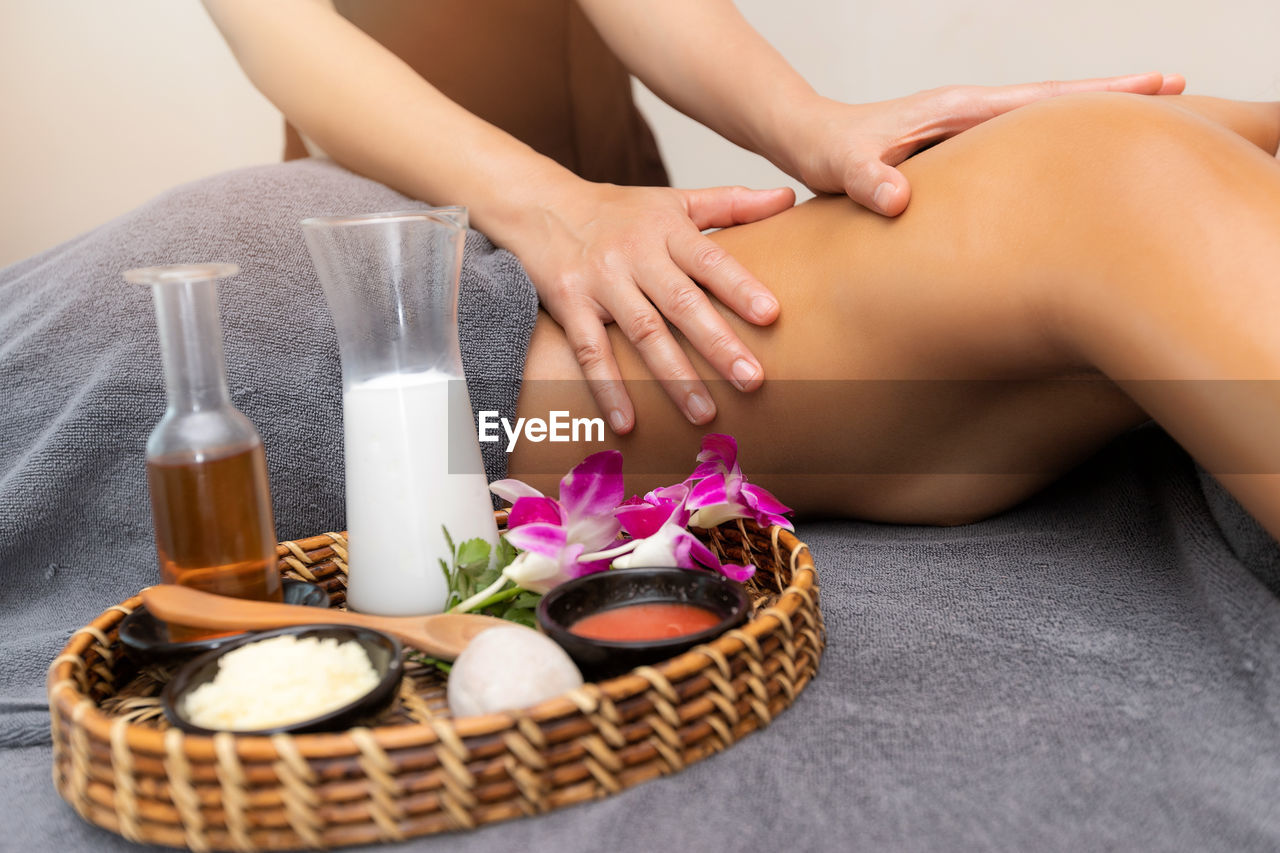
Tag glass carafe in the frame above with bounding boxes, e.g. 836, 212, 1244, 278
125, 264, 282, 641
301, 209, 499, 616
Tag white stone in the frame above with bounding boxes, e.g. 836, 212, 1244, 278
447, 626, 583, 717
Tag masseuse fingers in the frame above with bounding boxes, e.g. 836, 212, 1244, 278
557, 307, 635, 435
608, 279, 716, 426
677, 187, 786, 325
662, 229, 767, 392
862, 72, 1187, 216
928, 72, 1186, 136
666, 222, 778, 326
681, 185, 795, 231
840, 155, 911, 217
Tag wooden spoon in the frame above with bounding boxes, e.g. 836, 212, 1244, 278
141, 584, 516, 660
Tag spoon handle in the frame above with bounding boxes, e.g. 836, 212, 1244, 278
142, 584, 365, 633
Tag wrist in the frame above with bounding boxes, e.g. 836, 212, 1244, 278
753, 93, 844, 183
466, 160, 590, 255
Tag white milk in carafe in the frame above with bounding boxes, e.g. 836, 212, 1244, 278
342, 369, 498, 615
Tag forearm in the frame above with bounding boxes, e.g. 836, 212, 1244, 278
575, 0, 822, 175
202, 0, 583, 247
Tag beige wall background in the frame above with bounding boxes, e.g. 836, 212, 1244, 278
2, 0, 1278, 268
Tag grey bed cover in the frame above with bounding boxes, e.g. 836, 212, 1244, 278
3, 161, 1279, 852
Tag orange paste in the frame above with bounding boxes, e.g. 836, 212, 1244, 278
569, 602, 721, 642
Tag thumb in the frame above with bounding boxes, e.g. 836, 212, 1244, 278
681, 185, 796, 230
846, 159, 911, 217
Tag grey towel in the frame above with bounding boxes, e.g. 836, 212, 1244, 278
0, 160, 537, 748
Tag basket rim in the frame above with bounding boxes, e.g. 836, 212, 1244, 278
48, 522, 815, 761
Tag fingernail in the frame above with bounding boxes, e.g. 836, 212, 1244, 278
731, 358, 760, 390
751, 295, 777, 321
609, 409, 629, 433
873, 182, 896, 212
686, 392, 714, 423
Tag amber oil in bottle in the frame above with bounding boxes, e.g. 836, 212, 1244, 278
126, 264, 282, 641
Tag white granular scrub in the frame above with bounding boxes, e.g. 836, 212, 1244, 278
181, 634, 380, 731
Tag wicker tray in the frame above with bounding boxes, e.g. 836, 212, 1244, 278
47, 515, 823, 851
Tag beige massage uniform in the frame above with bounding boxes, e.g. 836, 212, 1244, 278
283, 0, 670, 188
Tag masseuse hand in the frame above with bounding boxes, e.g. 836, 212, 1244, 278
509, 181, 795, 434
786, 72, 1186, 216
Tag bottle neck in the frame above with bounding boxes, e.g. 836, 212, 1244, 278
151, 277, 232, 412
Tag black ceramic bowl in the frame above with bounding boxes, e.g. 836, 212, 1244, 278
120, 579, 330, 666
537, 567, 751, 680
161, 624, 404, 736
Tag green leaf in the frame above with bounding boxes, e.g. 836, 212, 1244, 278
455, 537, 492, 573
406, 651, 453, 674
513, 592, 542, 608
439, 524, 544, 630
495, 535, 518, 569
494, 602, 538, 628
472, 566, 501, 589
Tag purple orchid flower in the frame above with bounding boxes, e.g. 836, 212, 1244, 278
610, 520, 754, 581
477, 439, 777, 599
615, 483, 691, 539
683, 434, 793, 531
499, 526, 590, 594
488, 450, 625, 592
606, 482, 753, 581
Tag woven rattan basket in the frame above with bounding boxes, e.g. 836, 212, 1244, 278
47, 515, 823, 851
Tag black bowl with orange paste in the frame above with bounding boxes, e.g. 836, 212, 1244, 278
536, 567, 751, 680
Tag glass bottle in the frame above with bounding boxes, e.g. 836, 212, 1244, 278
301, 209, 499, 616
125, 264, 282, 641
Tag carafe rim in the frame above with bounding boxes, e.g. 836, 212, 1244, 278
300, 208, 466, 232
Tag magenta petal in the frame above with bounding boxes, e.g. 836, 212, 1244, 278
670, 534, 697, 570
760, 513, 795, 532
571, 556, 613, 578
741, 483, 792, 517
559, 450, 625, 520
646, 483, 690, 504
503, 521, 567, 557
718, 562, 756, 582
685, 461, 720, 482
686, 473, 731, 509
683, 533, 721, 571
616, 502, 675, 539
696, 433, 739, 468
645, 484, 691, 526
567, 515, 622, 551
686, 456, 733, 483
507, 496, 564, 529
